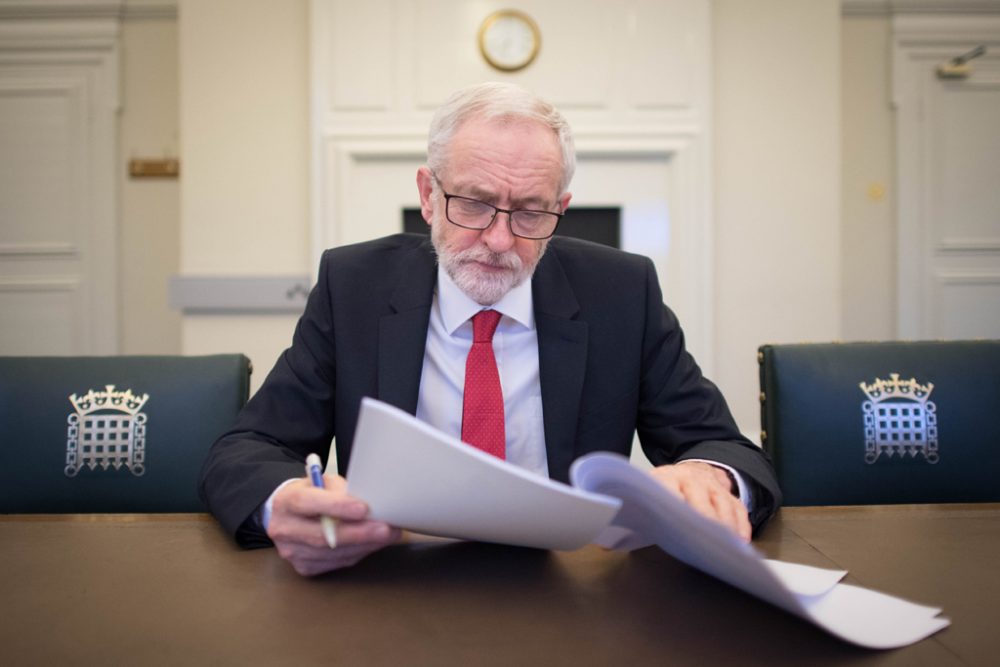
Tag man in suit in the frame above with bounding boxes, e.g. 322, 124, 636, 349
199, 82, 781, 576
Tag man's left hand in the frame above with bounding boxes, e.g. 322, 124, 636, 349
648, 462, 752, 542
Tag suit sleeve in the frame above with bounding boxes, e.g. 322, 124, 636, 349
634, 258, 782, 530
197, 251, 340, 547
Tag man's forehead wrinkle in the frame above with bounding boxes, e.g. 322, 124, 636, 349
444, 119, 562, 189
451, 169, 559, 207
445, 139, 562, 207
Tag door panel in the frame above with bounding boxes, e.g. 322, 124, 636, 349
894, 15, 1000, 340
0, 20, 120, 355
926, 64, 1000, 338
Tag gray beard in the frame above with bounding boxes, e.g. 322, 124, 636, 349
430, 221, 546, 305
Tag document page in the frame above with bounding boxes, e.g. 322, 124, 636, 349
346, 398, 620, 550
346, 398, 949, 649
570, 453, 951, 649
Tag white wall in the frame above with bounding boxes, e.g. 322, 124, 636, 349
178, 0, 309, 389
119, 13, 182, 354
8, 3, 980, 431
176, 0, 844, 433
841, 14, 895, 341
713, 0, 842, 435
312, 0, 716, 374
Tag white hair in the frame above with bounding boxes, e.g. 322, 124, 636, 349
426, 82, 576, 196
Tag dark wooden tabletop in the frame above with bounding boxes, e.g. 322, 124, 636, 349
1, 504, 996, 666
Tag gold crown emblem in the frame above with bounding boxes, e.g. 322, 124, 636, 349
69, 384, 149, 416
859, 373, 934, 404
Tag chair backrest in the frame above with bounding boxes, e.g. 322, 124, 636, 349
0, 354, 251, 513
758, 341, 1000, 506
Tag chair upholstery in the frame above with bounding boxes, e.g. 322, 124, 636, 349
0, 354, 251, 513
758, 341, 1000, 506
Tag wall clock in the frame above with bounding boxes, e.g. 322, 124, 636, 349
478, 10, 541, 72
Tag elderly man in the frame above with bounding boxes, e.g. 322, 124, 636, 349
199, 82, 781, 576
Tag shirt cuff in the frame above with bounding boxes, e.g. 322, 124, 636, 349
259, 478, 299, 531
679, 458, 753, 512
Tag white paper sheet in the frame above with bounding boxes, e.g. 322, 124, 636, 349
346, 398, 621, 550
762, 559, 846, 597
569, 453, 951, 649
345, 398, 950, 649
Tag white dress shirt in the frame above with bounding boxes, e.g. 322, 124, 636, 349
413, 266, 750, 508
416, 266, 549, 477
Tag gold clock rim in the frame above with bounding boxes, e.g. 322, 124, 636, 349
477, 9, 541, 73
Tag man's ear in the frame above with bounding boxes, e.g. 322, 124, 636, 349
416, 167, 436, 225
559, 191, 572, 213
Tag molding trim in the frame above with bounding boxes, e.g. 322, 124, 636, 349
122, 0, 176, 20
0, 0, 176, 20
0, 277, 80, 291
169, 275, 311, 314
938, 239, 1000, 252
0, 18, 121, 53
314, 137, 426, 258
934, 269, 1000, 284
930, 270, 1000, 335
0, 243, 78, 257
844, 0, 1000, 16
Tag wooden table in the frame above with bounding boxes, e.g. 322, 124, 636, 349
1, 505, 997, 666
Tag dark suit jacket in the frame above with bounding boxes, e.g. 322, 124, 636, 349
199, 234, 781, 546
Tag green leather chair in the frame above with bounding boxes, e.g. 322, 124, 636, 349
0, 354, 251, 513
758, 341, 1000, 506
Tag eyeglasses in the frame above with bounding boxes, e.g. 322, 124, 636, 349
433, 176, 563, 240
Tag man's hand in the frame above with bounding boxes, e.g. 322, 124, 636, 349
648, 462, 752, 542
267, 473, 401, 576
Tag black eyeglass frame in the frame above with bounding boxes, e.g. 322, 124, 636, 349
432, 174, 563, 240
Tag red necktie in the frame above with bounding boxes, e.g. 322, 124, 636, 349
461, 309, 505, 459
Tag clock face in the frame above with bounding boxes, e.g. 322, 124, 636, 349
478, 10, 540, 72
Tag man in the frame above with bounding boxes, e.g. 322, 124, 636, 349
199, 82, 781, 576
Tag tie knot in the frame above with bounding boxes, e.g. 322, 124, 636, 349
472, 309, 501, 343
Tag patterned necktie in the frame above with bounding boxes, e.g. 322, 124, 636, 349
461, 309, 505, 459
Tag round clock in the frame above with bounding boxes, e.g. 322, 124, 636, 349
478, 10, 541, 72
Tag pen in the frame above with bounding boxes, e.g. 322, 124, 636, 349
305, 453, 338, 549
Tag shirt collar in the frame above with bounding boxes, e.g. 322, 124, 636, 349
436, 265, 535, 335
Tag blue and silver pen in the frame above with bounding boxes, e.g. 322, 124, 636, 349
305, 453, 338, 549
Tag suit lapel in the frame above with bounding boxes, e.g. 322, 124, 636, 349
533, 247, 589, 482
374, 238, 590, 480
377, 240, 436, 415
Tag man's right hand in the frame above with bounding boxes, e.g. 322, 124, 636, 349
266, 473, 401, 576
